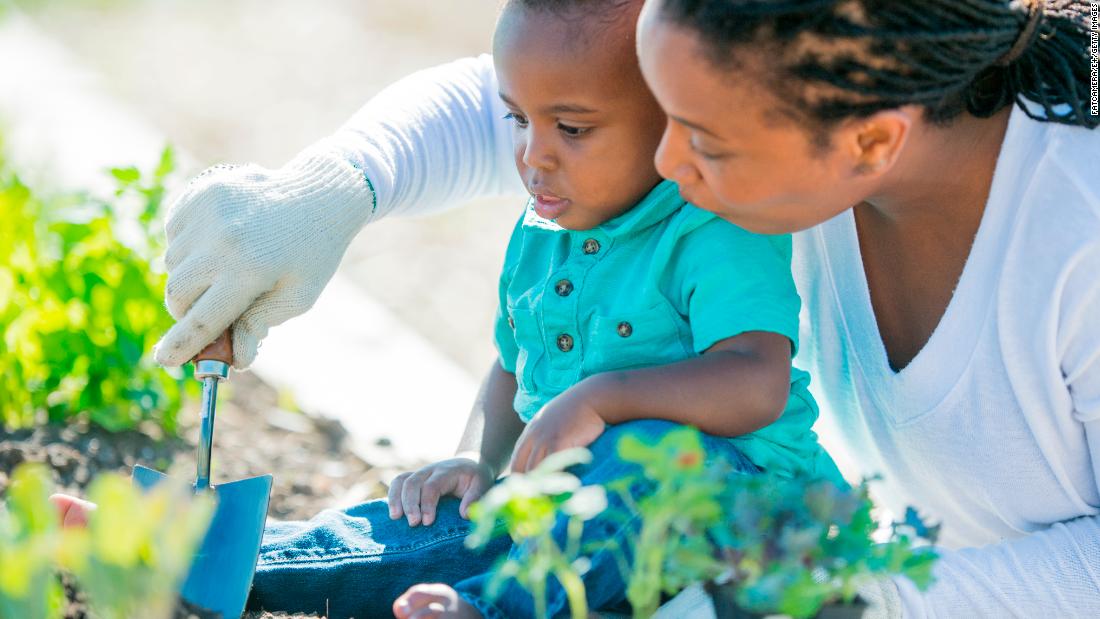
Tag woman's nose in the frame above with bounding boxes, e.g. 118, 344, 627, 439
655, 121, 700, 185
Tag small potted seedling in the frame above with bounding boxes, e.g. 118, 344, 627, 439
707, 474, 940, 619
608, 426, 733, 619
465, 448, 608, 619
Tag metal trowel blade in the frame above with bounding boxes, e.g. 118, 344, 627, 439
132, 465, 273, 619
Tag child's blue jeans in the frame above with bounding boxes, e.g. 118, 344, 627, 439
246, 419, 757, 618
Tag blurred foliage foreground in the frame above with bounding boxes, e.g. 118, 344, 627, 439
0, 463, 213, 619
0, 142, 196, 435
0, 143, 214, 619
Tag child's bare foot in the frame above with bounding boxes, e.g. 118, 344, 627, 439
393, 583, 483, 619
48, 493, 97, 528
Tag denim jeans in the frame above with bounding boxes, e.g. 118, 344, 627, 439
247, 419, 758, 619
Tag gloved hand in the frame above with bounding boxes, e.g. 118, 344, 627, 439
858, 576, 904, 619
154, 145, 377, 369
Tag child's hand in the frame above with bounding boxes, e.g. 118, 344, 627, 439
509, 387, 607, 474
387, 456, 496, 526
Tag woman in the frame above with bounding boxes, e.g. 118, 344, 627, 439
146, 0, 1098, 616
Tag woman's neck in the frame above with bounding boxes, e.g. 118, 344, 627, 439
864, 107, 1012, 229
850, 106, 1013, 370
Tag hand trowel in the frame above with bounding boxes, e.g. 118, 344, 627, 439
133, 331, 273, 619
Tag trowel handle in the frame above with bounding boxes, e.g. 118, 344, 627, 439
194, 330, 232, 491
194, 330, 233, 381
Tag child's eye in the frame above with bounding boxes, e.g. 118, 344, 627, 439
503, 112, 529, 127
558, 123, 591, 138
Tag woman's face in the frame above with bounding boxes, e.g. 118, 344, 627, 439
635, 1, 886, 235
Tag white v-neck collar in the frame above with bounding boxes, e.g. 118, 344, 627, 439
820, 106, 1039, 423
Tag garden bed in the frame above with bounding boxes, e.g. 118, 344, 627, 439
0, 371, 409, 619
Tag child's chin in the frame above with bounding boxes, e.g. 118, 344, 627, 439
554, 215, 600, 231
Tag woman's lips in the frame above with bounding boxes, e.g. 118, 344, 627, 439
533, 194, 571, 220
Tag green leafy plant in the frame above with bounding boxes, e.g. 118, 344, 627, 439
0, 465, 69, 619
0, 463, 214, 619
465, 448, 608, 619
0, 145, 197, 434
709, 474, 940, 618
610, 426, 732, 619
473, 426, 940, 619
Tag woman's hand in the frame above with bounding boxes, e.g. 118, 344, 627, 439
153, 148, 377, 369
508, 385, 608, 474
387, 455, 496, 526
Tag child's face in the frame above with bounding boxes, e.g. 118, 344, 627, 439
493, 2, 666, 230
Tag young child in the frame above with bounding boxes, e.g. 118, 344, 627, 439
53, 1, 841, 617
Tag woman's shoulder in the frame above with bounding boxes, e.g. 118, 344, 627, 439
992, 105, 1100, 264
996, 117, 1100, 349
1018, 110, 1100, 220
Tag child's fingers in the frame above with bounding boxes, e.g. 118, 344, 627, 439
49, 494, 96, 528
510, 436, 532, 474
388, 472, 411, 519
458, 490, 476, 519
458, 479, 487, 519
401, 470, 430, 526
525, 442, 548, 473
419, 472, 456, 526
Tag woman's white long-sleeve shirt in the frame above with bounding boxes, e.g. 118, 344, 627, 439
323, 54, 1100, 616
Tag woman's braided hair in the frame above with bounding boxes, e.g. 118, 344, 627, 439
658, 0, 1099, 130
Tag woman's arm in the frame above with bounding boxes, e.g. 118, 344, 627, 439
327, 53, 524, 218
155, 54, 522, 367
896, 511, 1100, 617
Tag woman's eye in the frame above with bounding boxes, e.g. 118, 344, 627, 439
690, 141, 728, 161
503, 112, 529, 127
558, 123, 591, 138
686, 137, 730, 162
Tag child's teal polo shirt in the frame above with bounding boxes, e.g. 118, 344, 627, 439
494, 180, 841, 482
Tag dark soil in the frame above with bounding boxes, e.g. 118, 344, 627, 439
0, 371, 411, 619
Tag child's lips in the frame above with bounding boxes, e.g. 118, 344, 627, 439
533, 193, 571, 220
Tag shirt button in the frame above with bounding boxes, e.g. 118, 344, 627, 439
617, 321, 633, 338
557, 333, 574, 352
582, 238, 601, 255
555, 279, 574, 296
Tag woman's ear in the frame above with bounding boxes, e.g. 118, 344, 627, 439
841, 108, 914, 177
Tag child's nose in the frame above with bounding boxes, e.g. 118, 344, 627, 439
521, 132, 557, 171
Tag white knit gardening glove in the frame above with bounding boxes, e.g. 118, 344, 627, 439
154, 145, 378, 369
858, 577, 904, 619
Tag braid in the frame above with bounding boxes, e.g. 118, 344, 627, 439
659, 0, 1099, 130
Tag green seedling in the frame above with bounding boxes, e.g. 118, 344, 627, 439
0, 463, 214, 619
610, 427, 732, 619
0, 464, 67, 619
465, 448, 607, 619
711, 474, 940, 618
